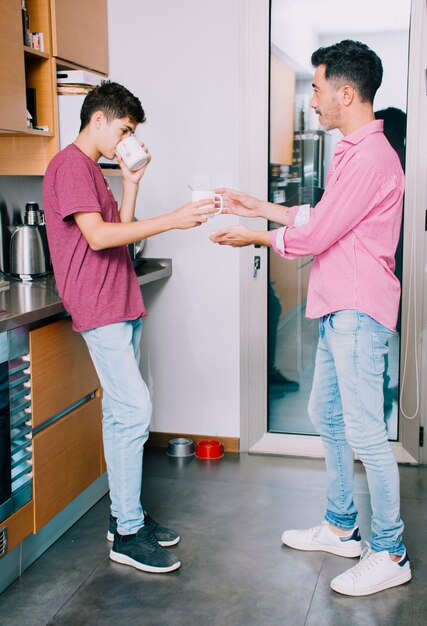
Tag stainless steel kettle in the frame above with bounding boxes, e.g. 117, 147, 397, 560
9, 225, 47, 280
9, 202, 48, 280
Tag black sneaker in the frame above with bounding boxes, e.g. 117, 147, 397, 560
107, 512, 180, 547
269, 368, 300, 391
110, 525, 181, 573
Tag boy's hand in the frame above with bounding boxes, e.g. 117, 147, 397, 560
214, 188, 261, 218
116, 142, 151, 184
169, 199, 217, 229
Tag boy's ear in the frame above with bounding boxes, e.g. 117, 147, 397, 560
92, 110, 106, 129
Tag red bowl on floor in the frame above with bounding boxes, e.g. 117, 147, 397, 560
195, 439, 224, 459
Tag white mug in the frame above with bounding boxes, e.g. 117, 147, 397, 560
116, 135, 150, 171
191, 190, 224, 217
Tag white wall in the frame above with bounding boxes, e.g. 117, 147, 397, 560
107, 0, 242, 437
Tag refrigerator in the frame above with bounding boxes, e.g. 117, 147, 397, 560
269, 130, 325, 207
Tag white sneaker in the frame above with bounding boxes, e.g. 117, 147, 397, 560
281, 521, 362, 558
330, 545, 412, 596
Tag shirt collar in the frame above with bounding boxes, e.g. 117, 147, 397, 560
338, 119, 384, 149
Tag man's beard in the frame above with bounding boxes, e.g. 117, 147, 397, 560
316, 108, 339, 131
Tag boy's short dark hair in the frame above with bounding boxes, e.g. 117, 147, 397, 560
311, 39, 383, 104
79, 81, 146, 131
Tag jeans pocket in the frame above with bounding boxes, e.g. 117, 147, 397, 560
372, 331, 391, 374
327, 310, 359, 334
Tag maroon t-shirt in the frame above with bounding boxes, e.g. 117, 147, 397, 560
42, 143, 146, 331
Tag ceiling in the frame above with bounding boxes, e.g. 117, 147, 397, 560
271, 0, 411, 77
272, 0, 411, 35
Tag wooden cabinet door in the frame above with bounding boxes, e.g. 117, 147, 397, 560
32, 396, 102, 531
1, 501, 34, 555
50, 0, 108, 74
0, 0, 27, 132
30, 318, 99, 429
270, 52, 295, 166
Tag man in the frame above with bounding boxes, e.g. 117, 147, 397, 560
43, 81, 214, 574
211, 40, 410, 596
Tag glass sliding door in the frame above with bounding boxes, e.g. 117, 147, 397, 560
267, 0, 411, 439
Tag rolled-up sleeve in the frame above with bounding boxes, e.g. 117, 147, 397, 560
270, 204, 312, 256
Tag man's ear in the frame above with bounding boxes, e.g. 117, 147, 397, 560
341, 84, 355, 107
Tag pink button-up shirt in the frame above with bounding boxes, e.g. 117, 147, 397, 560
270, 120, 404, 330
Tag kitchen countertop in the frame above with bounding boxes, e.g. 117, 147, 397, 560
0, 258, 172, 332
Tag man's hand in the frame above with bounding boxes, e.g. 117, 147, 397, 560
214, 188, 262, 218
169, 199, 217, 230
215, 187, 291, 225
210, 225, 270, 248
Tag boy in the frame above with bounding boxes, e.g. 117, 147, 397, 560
43, 81, 213, 574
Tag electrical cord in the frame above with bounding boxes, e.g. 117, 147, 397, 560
399, 197, 420, 420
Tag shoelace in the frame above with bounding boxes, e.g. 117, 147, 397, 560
351, 543, 384, 577
299, 523, 327, 539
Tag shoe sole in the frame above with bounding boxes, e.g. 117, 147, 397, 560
330, 569, 412, 596
107, 531, 180, 547
282, 536, 362, 558
109, 549, 181, 573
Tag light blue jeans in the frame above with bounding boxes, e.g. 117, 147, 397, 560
81, 318, 151, 535
308, 310, 405, 555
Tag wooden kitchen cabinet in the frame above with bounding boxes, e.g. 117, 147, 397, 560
270, 51, 295, 166
50, 0, 109, 74
0, 0, 108, 174
29, 317, 99, 429
0, 501, 34, 555
0, 0, 57, 173
32, 395, 102, 531
0, 0, 27, 133
29, 317, 103, 531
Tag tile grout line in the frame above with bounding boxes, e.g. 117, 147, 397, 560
46, 555, 111, 625
303, 553, 325, 626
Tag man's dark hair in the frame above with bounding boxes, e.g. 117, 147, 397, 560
79, 81, 146, 131
311, 39, 383, 103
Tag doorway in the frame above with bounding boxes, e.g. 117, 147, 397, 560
239, 0, 426, 463
267, 0, 410, 440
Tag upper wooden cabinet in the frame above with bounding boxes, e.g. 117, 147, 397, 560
50, 0, 109, 74
270, 52, 295, 166
0, 0, 108, 174
0, 0, 28, 133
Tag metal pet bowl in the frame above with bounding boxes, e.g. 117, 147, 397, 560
167, 437, 195, 458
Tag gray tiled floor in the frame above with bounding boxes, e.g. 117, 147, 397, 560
0, 449, 426, 625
